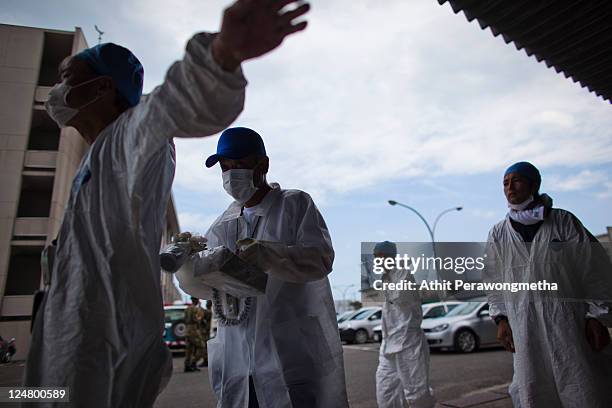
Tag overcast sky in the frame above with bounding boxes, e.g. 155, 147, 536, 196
4, 0, 612, 301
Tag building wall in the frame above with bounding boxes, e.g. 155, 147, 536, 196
595, 226, 612, 263
0, 24, 182, 360
161, 196, 181, 304
0, 25, 81, 360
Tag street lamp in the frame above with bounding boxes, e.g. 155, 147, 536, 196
388, 200, 462, 242
387, 200, 462, 300
333, 284, 356, 313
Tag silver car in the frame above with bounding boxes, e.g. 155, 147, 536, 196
372, 301, 462, 342
421, 301, 498, 353
338, 307, 382, 344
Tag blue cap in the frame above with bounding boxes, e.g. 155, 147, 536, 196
504, 161, 541, 185
205, 127, 266, 168
374, 241, 397, 257
75, 43, 144, 107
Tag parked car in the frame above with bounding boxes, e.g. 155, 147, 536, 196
163, 304, 187, 350
372, 301, 463, 342
337, 310, 359, 324
421, 301, 497, 353
0, 336, 16, 363
422, 301, 462, 319
338, 307, 382, 344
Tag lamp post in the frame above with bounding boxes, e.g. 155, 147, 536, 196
333, 284, 356, 313
387, 201, 462, 242
387, 200, 462, 299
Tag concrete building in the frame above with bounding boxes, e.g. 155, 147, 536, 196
596, 226, 612, 262
0, 24, 180, 360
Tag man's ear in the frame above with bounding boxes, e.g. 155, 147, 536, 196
96, 76, 115, 97
253, 156, 269, 187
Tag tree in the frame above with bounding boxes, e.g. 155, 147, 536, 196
349, 300, 363, 310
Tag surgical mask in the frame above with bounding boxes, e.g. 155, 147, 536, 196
508, 206, 545, 225
45, 77, 104, 127
507, 195, 534, 211
222, 169, 258, 204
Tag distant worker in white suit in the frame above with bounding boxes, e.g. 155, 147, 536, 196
374, 241, 436, 408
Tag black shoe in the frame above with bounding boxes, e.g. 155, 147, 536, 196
190, 364, 201, 371
197, 362, 208, 368
184, 366, 195, 372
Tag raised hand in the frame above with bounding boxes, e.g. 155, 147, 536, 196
212, 0, 310, 71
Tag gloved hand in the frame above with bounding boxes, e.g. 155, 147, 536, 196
585, 318, 611, 352
174, 232, 208, 253
497, 320, 515, 353
212, 0, 310, 71
235, 238, 263, 267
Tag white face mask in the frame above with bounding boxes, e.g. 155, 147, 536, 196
45, 77, 103, 127
508, 206, 545, 225
507, 195, 534, 211
222, 169, 258, 204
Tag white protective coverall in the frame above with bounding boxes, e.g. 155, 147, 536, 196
177, 185, 349, 408
24, 33, 246, 407
484, 208, 612, 408
376, 267, 435, 408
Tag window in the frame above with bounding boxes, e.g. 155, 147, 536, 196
37, 32, 73, 87
17, 175, 54, 217
28, 109, 60, 151
350, 310, 373, 320
425, 306, 445, 319
5, 246, 43, 296
164, 308, 186, 323
369, 310, 382, 320
445, 302, 482, 317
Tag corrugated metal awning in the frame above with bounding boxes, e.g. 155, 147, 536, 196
438, 0, 612, 103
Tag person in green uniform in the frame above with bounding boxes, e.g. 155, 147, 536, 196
184, 297, 205, 372
197, 301, 214, 367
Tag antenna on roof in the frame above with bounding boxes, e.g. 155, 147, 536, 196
94, 25, 104, 45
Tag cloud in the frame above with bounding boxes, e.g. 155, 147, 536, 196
7, 0, 611, 208
596, 182, 612, 199
122, 0, 612, 205
547, 170, 609, 192
177, 212, 219, 234
468, 209, 498, 220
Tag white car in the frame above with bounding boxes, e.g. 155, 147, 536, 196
422, 301, 462, 319
337, 310, 358, 324
338, 307, 382, 344
372, 301, 463, 342
422, 301, 498, 353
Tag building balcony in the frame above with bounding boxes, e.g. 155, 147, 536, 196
24, 150, 57, 169
34, 86, 52, 103
1, 296, 34, 317
13, 217, 49, 237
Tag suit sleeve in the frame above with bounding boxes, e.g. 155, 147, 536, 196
482, 229, 508, 318
242, 193, 335, 283
116, 32, 247, 189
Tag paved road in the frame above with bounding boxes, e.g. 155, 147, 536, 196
155, 344, 514, 408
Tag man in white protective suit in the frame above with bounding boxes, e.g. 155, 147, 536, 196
24, 1, 311, 407
177, 127, 349, 407
484, 161, 612, 408
373, 241, 436, 408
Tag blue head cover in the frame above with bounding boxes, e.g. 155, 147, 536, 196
374, 241, 397, 257
205, 127, 267, 168
74, 43, 144, 107
504, 161, 541, 185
